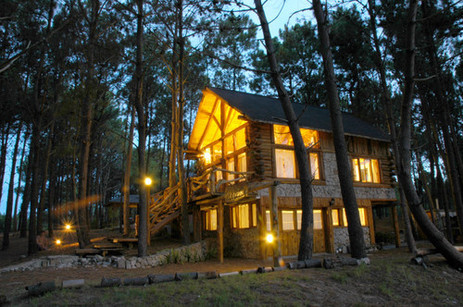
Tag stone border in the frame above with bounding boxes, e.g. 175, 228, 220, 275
0, 241, 208, 273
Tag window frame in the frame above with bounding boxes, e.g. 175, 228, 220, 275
351, 157, 381, 183
272, 124, 323, 181
231, 203, 257, 230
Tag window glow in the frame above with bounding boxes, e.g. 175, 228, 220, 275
282, 210, 294, 231
232, 204, 256, 229
273, 124, 318, 147
296, 210, 302, 230
275, 149, 296, 178
314, 210, 322, 230
266, 210, 271, 231
352, 158, 380, 183
310, 153, 320, 180
203, 148, 212, 165
205, 209, 217, 231
332, 209, 340, 226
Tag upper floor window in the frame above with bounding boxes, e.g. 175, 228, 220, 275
273, 124, 319, 148
273, 125, 321, 180
352, 158, 380, 183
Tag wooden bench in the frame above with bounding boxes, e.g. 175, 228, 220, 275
109, 238, 138, 248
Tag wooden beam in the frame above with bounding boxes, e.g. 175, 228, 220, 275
218, 200, 224, 263
197, 98, 220, 150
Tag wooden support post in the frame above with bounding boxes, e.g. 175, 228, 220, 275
193, 205, 201, 242
218, 200, 224, 263
270, 183, 281, 267
391, 204, 400, 248
324, 207, 334, 253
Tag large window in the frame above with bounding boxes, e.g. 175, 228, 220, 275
275, 149, 296, 178
271, 209, 323, 231
231, 203, 256, 229
352, 158, 380, 183
282, 210, 295, 230
274, 125, 321, 180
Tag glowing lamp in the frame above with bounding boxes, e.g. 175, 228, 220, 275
144, 177, 152, 186
266, 233, 274, 243
55, 239, 61, 245
203, 150, 212, 164
65, 224, 71, 230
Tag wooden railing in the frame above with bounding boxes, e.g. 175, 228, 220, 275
187, 166, 252, 200
148, 183, 181, 236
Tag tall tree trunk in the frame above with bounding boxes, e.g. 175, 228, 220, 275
0, 124, 11, 204
37, 121, 54, 233
123, 106, 135, 235
397, 0, 463, 269
254, 0, 314, 260
134, 0, 148, 257
175, 0, 190, 245
47, 154, 56, 238
13, 127, 29, 231
313, 0, 366, 259
2, 123, 22, 250
19, 154, 32, 238
28, 121, 42, 255
366, 0, 417, 253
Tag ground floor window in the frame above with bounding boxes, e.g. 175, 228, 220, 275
231, 203, 256, 229
267, 209, 323, 231
332, 208, 368, 227
204, 209, 217, 231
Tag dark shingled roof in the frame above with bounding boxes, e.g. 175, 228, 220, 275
209, 87, 390, 142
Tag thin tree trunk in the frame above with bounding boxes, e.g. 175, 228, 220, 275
397, 0, 463, 269
254, 0, 314, 260
19, 154, 32, 238
2, 123, 22, 250
0, 124, 11, 204
313, 0, 366, 259
37, 121, 54, 233
123, 106, 135, 235
13, 128, 29, 231
134, 0, 148, 257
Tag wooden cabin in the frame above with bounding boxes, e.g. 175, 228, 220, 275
187, 87, 396, 259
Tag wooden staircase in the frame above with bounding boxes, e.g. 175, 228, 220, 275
148, 183, 182, 236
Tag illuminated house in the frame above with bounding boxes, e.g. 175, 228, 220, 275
187, 87, 396, 259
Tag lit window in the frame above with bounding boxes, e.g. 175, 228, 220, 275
252, 204, 257, 227
237, 153, 247, 173
274, 124, 293, 145
341, 208, 368, 226
203, 148, 211, 165
332, 209, 340, 226
282, 210, 294, 231
314, 210, 322, 230
310, 153, 320, 180
226, 159, 235, 180
212, 142, 222, 162
342, 209, 348, 227
231, 204, 256, 229
235, 128, 246, 150
275, 149, 296, 178
266, 210, 271, 231
296, 210, 302, 230
273, 124, 318, 147
205, 209, 217, 231
352, 158, 380, 183
301, 128, 319, 148
359, 208, 367, 226
225, 135, 234, 155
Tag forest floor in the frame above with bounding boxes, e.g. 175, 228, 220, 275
1, 230, 463, 306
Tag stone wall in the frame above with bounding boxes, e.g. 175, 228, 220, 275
333, 227, 372, 252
